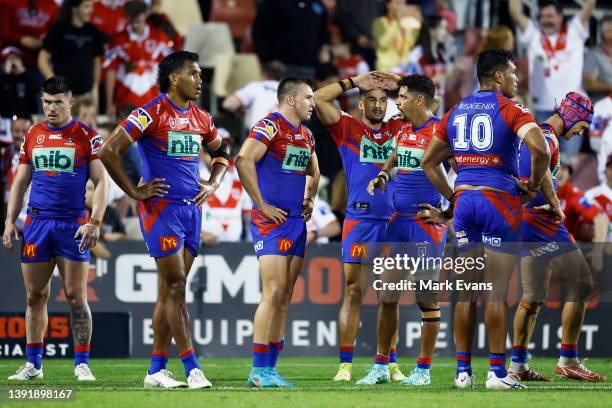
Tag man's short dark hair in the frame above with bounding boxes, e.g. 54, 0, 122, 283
124, 0, 149, 21
277, 76, 312, 103
262, 61, 285, 81
42, 76, 72, 95
398, 74, 435, 103
359, 88, 389, 98
538, 0, 562, 14
476, 49, 514, 82
157, 51, 199, 93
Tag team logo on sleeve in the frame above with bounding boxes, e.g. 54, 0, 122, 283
90, 134, 103, 155
253, 119, 277, 141
127, 108, 153, 132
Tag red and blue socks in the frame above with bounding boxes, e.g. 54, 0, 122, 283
26, 342, 44, 370
74, 344, 90, 367
489, 353, 507, 378
456, 352, 472, 376
179, 348, 200, 377
339, 346, 353, 364
252, 343, 269, 371
269, 340, 284, 369
389, 348, 398, 365
559, 343, 578, 366
510, 345, 529, 371
148, 351, 168, 375
374, 353, 389, 368
417, 356, 432, 370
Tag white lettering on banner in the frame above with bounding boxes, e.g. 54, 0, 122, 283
316, 321, 336, 346
143, 318, 153, 345
543, 324, 550, 350
115, 255, 158, 302
220, 320, 229, 345
557, 325, 598, 351
115, 254, 261, 304
202, 255, 261, 304
236, 320, 253, 345
0, 343, 72, 357
194, 319, 213, 345
292, 320, 310, 346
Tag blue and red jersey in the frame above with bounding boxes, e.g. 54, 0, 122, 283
436, 91, 537, 194
394, 117, 441, 214
119, 94, 218, 204
19, 119, 102, 218
518, 123, 560, 207
248, 112, 315, 217
326, 112, 404, 220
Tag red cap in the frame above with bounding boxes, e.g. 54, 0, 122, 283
0, 46, 22, 60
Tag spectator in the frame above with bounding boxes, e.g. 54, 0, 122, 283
199, 129, 252, 245
0, 0, 59, 69
329, 38, 370, 80
556, 154, 607, 243
0, 47, 38, 118
330, 169, 347, 223
2, 116, 31, 199
104, 0, 172, 121
372, 0, 421, 72
72, 97, 98, 128
306, 195, 341, 244
91, 0, 128, 38
467, 26, 515, 94
585, 154, 612, 242
509, 0, 596, 157
435, 0, 456, 34
589, 94, 612, 183
38, 0, 105, 102
335, 0, 384, 69
583, 16, 612, 103
252, 0, 330, 78
222, 61, 284, 132
399, 15, 454, 115
148, 0, 184, 51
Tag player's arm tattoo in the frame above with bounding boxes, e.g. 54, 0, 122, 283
70, 304, 92, 345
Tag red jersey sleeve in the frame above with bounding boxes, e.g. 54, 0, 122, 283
434, 110, 451, 142
18, 127, 34, 165
498, 96, 536, 136
201, 113, 218, 146
248, 117, 278, 147
119, 106, 156, 142
324, 112, 351, 147
88, 131, 103, 161
576, 193, 601, 223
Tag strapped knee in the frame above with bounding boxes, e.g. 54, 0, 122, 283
519, 299, 543, 314
418, 302, 441, 323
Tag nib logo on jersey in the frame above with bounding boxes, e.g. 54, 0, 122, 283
283, 145, 311, 171
360, 137, 395, 163
168, 132, 201, 157
32, 147, 75, 173
397, 146, 424, 171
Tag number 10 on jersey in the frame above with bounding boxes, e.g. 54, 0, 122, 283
453, 113, 493, 151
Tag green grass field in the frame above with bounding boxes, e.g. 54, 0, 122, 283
1, 357, 611, 407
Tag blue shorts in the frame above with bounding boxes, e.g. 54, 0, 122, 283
453, 190, 521, 253
521, 207, 577, 259
251, 209, 306, 258
21, 216, 89, 263
385, 213, 447, 258
341, 218, 388, 263
138, 198, 202, 258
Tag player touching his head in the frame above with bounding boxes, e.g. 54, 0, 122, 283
421, 49, 554, 390
363, 74, 449, 386
99, 51, 229, 389
236, 77, 320, 388
314, 72, 406, 382
4, 76, 109, 382
511, 92, 606, 382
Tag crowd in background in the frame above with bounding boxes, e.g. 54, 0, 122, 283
1, 0, 612, 255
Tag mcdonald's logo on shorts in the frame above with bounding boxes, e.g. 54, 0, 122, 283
22, 243, 37, 258
277, 238, 293, 252
160, 236, 178, 251
350, 243, 368, 258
